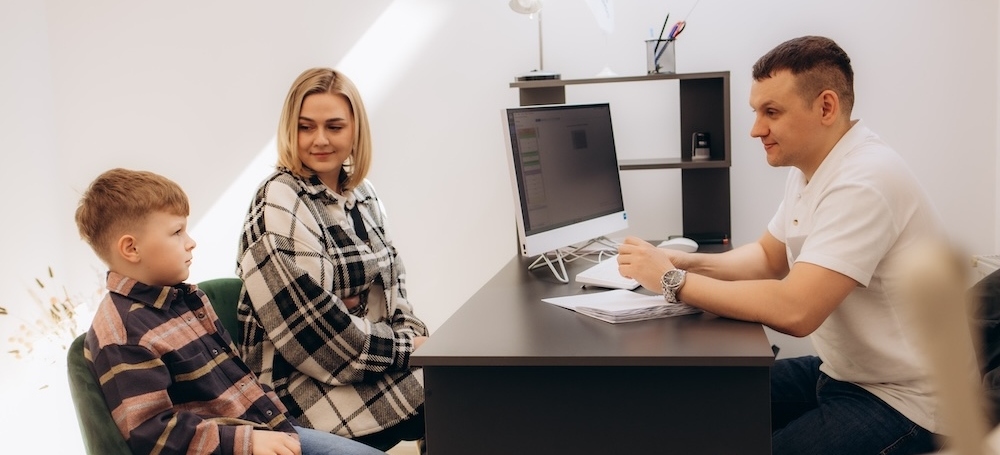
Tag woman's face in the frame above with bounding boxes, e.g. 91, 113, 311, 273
297, 92, 355, 190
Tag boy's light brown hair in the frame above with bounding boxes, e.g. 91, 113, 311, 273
75, 168, 190, 264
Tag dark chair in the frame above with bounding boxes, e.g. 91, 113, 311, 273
67, 333, 132, 455
970, 268, 1000, 426
198, 277, 244, 340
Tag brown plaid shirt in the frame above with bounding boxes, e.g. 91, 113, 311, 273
86, 272, 297, 455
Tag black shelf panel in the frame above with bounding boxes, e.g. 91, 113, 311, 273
618, 158, 730, 171
509, 71, 731, 89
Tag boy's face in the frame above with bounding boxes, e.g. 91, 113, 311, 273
133, 211, 196, 286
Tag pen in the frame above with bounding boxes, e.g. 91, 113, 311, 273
653, 12, 670, 55
666, 22, 679, 41
655, 40, 669, 64
669, 21, 686, 40
656, 23, 683, 62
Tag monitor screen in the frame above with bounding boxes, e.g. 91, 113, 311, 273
502, 103, 628, 257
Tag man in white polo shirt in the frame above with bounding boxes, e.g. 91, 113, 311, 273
618, 35, 960, 454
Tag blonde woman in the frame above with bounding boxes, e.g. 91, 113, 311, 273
237, 68, 427, 452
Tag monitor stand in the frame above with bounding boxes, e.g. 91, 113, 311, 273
527, 237, 619, 283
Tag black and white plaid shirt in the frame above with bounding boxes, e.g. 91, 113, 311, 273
236, 169, 427, 438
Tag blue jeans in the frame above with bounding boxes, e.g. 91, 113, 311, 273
771, 356, 938, 455
294, 425, 387, 455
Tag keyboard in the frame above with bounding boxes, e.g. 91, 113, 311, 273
574, 255, 640, 290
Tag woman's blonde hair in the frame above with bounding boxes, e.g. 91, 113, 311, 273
276, 68, 372, 190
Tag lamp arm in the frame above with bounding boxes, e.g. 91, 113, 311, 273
537, 10, 544, 71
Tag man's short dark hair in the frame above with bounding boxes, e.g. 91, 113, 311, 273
752, 36, 855, 115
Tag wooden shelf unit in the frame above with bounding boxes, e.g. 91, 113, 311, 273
510, 71, 732, 243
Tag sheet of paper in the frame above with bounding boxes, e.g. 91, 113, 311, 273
543, 290, 701, 323
542, 289, 663, 311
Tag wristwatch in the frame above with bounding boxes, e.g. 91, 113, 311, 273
661, 269, 687, 303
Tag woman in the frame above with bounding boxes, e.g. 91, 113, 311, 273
237, 67, 428, 452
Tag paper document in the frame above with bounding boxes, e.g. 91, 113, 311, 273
542, 289, 701, 323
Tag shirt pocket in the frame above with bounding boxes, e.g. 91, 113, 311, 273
166, 351, 227, 403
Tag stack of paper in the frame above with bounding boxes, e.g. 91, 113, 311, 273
542, 289, 701, 323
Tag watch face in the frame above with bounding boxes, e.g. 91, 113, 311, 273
663, 269, 685, 287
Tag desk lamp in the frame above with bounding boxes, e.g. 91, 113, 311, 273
509, 0, 560, 81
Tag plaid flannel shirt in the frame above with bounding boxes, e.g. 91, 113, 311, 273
236, 170, 427, 438
86, 272, 298, 455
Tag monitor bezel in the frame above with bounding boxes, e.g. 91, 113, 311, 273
501, 102, 628, 257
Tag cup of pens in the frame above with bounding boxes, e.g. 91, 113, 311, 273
648, 16, 686, 74
646, 39, 675, 74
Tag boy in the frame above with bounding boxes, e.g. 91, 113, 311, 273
75, 168, 384, 455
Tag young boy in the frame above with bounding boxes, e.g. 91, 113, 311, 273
75, 168, 385, 455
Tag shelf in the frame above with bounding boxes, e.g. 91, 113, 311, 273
509, 71, 731, 89
619, 158, 730, 171
511, 71, 732, 241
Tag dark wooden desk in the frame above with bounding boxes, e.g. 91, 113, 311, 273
411, 254, 774, 454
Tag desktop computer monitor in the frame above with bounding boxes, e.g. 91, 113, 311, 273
501, 102, 627, 258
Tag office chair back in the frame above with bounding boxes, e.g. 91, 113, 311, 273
197, 277, 244, 340
67, 333, 132, 455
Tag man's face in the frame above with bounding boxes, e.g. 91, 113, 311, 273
749, 70, 825, 171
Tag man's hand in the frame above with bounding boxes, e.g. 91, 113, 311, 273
616, 236, 683, 292
252, 430, 301, 455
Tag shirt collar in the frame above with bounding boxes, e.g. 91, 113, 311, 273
802, 118, 870, 190
296, 170, 361, 209
105, 271, 190, 310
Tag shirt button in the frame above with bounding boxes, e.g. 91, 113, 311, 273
197, 312, 205, 319
212, 349, 219, 355
793, 219, 799, 226
266, 410, 274, 416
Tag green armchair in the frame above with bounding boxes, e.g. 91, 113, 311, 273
197, 277, 244, 340
67, 333, 131, 455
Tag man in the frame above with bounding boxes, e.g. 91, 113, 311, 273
618, 36, 954, 454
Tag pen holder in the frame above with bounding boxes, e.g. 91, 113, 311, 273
646, 39, 675, 74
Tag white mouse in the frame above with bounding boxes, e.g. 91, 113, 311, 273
657, 237, 699, 253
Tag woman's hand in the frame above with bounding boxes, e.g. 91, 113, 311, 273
342, 295, 361, 312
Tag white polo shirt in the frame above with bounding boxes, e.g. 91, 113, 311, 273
767, 119, 954, 433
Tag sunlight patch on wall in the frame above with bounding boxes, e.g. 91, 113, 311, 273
188, 137, 277, 282
335, 1, 448, 109
188, 1, 451, 282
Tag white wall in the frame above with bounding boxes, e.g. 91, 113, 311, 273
2, 0, 997, 343
0, 0, 67, 349
0, 0, 997, 452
